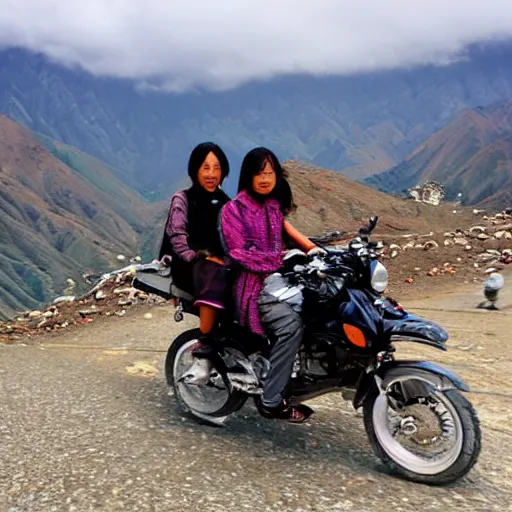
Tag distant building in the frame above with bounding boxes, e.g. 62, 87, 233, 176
408, 181, 446, 206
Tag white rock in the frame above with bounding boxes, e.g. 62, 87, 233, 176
423, 241, 439, 250
444, 232, 455, 238
43, 310, 55, 318
134, 256, 142, 262
505, 232, 512, 239
444, 239, 453, 246
473, 263, 479, 268
389, 244, 401, 250
469, 226, 487, 234
95, 290, 107, 300
477, 233, 490, 240
28, 310, 42, 319
454, 237, 468, 246
53, 296, 76, 304
465, 245, 472, 251
391, 250, 399, 259
494, 230, 506, 239
117, 254, 126, 261
114, 287, 136, 295
143, 313, 153, 320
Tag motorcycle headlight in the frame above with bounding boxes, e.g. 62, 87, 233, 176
370, 260, 388, 293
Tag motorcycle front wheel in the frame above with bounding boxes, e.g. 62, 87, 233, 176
363, 384, 481, 485
165, 328, 247, 422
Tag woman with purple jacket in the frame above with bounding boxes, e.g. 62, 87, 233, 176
220, 147, 323, 422
160, 142, 230, 371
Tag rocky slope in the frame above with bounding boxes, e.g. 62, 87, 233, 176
0, 125, 504, 323
2, 207, 510, 344
366, 101, 512, 209
0, 115, 157, 320
284, 160, 477, 236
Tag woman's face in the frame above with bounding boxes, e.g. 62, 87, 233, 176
197, 151, 222, 192
252, 160, 277, 195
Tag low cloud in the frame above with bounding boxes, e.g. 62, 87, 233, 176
1, 0, 512, 91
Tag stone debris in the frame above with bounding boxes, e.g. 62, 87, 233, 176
408, 181, 446, 206
2, 206, 512, 343
1, 261, 171, 342
422, 241, 439, 250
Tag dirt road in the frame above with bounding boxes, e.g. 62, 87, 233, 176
1, 279, 511, 511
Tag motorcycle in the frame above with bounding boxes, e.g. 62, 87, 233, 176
154, 216, 480, 485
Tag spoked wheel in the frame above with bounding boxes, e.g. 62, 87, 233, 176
165, 329, 247, 422
363, 380, 481, 485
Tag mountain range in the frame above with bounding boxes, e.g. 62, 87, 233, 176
1, 115, 479, 320
3, 43, 512, 318
366, 101, 512, 209
2, 44, 512, 196
0, 115, 157, 320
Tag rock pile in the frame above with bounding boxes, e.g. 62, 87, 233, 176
377, 208, 511, 284
2, 208, 511, 343
408, 181, 446, 206
0, 264, 170, 343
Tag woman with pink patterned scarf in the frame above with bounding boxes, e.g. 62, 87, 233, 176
220, 147, 324, 423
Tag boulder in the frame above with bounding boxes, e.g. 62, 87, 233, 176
423, 241, 439, 250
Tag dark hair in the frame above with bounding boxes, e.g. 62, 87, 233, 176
237, 147, 295, 214
188, 142, 230, 184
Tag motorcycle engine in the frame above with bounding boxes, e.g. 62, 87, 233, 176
300, 333, 343, 377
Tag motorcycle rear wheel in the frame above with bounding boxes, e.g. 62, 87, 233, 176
165, 328, 247, 422
363, 386, 481, 485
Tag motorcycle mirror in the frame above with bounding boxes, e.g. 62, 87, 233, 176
359, 216, 379, 236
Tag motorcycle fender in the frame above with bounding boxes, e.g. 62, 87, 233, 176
353, 371, 378, 409
379, 360, 470, 393
353, 360, 469, 409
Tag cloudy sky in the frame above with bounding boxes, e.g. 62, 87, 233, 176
1, 0, 512, 91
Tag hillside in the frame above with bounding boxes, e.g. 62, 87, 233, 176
0, 130, 493, 322
0, 116, 157, 320
365, 101, 512, 209
2, 44, 512, 195
284, 161, 476, 236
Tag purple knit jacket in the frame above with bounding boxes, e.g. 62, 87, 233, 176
220, 190, 284, 335
165, 191, 197, 262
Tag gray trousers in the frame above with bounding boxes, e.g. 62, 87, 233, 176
258, 291, 303, 407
